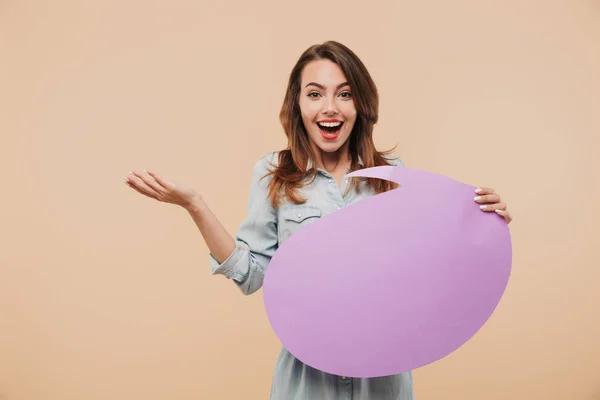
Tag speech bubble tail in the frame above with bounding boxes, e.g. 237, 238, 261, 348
344, 165, 403, 185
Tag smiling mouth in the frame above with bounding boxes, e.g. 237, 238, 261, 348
317, 121, 344, 133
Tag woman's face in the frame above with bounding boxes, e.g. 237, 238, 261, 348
298, 59, 357, 156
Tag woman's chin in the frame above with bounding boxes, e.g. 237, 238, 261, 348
311, 135, 349, 152
314, 141, 343, 152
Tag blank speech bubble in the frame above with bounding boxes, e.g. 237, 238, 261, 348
262, 166, 512, 378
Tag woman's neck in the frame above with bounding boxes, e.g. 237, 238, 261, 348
311, 141, 352, 173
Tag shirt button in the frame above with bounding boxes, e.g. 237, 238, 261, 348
328, 179, 332, 183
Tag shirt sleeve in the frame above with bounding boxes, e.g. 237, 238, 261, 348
208, 153, 279, 295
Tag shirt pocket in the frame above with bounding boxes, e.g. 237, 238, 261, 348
279, 205, 322, 244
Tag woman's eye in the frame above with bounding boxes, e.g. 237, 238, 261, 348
307, 91, 351, 99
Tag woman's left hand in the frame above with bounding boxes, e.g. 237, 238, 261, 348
473, 187, 512, 224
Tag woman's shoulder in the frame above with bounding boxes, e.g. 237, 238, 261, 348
249, 151, 283, 184
382, 153, 405, 167
253, 151, 405, 170
254, 151, 281, 172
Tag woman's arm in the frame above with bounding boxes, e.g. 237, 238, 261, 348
195, 154, 279, 295
125, 153, 279, 295
185, 198, 237, 265
123, 153, 278, 294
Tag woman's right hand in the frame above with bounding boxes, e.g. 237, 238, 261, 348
124, 169, 202, 210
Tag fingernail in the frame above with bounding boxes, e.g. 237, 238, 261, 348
143, 169, 148, 173
480, 205, 487, 209
495, 209, 502, 214
475, 188, 483, 194
122, 176, 128, 181
474, 196, 482, 201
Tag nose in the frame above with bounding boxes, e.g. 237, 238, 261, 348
322, 98, 338, 115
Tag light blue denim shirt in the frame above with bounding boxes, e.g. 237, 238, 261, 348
209, 151, 415, 400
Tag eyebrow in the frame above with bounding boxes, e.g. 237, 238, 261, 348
305, 82, 350, 90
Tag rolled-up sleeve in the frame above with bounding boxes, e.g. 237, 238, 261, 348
208, 154, 278, 295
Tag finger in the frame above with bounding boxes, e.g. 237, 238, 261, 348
474, 194, 501, 204
125, 180, 158, 200
131, 170, 165, 194
494, 209, 512, 224
127, 171, 162, 198
478, 202, 506, 211
474, 186, 496, 195
145, 170, 173, 190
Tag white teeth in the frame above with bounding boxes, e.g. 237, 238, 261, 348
317, 121, 342, 128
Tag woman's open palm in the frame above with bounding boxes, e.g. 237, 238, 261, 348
124, 169, 201, 209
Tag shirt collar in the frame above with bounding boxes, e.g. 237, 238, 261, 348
307, 155, 364, 171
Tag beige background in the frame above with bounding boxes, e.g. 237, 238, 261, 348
1, 0, 599, 399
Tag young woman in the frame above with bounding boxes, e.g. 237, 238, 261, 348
124, 40, 512, 400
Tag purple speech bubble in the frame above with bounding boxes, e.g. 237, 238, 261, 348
262, 166, 512, 378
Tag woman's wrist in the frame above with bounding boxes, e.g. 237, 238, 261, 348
184, 194, 205, 213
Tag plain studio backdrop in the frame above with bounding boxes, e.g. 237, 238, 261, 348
1, 0, 599, 399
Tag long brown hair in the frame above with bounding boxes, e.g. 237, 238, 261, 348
264, 40, 399, 208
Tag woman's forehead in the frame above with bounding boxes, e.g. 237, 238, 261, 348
301, 60, 348, 87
